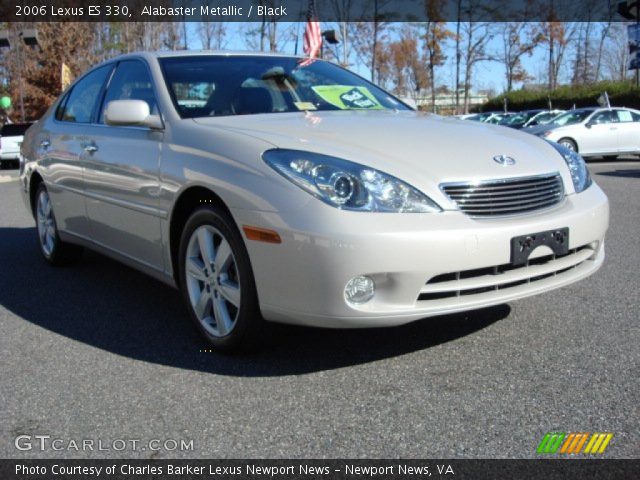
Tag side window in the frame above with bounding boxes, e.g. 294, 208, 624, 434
57, 65, 112, 123
100, 60, 158, 123
632, 111, 640, 122
590, 111, 617, 125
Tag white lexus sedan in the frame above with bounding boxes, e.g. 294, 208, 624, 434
529, 107, 640, 158
19, 52, 609, 352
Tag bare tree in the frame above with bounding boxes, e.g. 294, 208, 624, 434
602, 23, 631, 81
540, 19, 576, 89
244, 7, 291, 53
460, 21, 494, 113
454, 0, 462, 113
349, 21, 391, 83
198, 23, 228, 50
382, 25, 429, 104
594, 18, 615, 81
497, 22, 542, 91
422, 0, 454, 111
328, 0, 353, 66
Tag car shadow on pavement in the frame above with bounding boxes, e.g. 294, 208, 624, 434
596, 169, 640, 179
0, 227, 509, 377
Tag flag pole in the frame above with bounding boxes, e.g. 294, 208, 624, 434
294, 1, 305, 55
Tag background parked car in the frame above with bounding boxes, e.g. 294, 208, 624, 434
0, 123, 32, 168
464, 111, 503, 122
523, 109, 565, 128
500, 109, 566, 129
484, 112, 515, 124
499, 110, 545, 129
528, 107, 640, 158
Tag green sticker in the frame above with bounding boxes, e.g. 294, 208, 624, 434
311, 85, 383, 110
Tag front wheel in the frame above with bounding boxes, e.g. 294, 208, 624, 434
178, 206, 263, 353
558, 138, 577, 152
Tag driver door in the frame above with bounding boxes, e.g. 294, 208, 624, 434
82, 60, 165, 271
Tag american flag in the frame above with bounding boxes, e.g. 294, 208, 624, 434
303, 0, 322, 59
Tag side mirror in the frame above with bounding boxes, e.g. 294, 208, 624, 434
585, 121, 592, 128
104, 100, 163, 129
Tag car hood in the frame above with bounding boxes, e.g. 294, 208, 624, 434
194, 110, 574, 200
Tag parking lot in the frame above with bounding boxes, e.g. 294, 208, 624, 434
0, 161, 638, 459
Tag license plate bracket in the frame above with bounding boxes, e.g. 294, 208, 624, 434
510, 227, 569, 266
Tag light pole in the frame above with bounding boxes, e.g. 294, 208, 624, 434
0, 28, 39, 122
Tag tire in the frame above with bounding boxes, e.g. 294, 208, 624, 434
178, 205, 263, 353
35, 183, 83, 266
558, 138, 577, 152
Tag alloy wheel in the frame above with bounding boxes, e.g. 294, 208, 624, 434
560, 140, 576, 152
185, 225, 241, 337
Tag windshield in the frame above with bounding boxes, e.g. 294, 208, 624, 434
505, 111, 539, 125
159, 55, 410, 118
549, 110, 593, 126
528, 112, 557, 125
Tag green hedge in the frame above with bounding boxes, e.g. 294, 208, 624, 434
482, 81, 640, 112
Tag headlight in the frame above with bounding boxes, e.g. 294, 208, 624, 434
263, 149, 442, 213
548, 141, 592, 193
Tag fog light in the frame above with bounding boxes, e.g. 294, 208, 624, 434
344, 275, 375, 304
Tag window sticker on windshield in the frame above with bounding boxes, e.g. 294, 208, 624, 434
311, 86, 384, 110
294, 101, 317, 111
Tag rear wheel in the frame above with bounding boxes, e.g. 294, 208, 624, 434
558, 138, 577, 152
178, 205, 263, 353
35, 183, 83, 265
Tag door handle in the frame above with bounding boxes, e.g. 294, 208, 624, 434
40, 139, 50, 150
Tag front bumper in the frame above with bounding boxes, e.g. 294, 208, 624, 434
233, 183, 609, 328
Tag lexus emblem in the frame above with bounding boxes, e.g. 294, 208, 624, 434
493, 155, 516, 166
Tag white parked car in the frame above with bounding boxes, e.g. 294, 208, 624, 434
0, 123, 32, 168
19, 52, 609, 351
529, 107, 640, 158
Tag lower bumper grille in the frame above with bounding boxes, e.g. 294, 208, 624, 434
418, 244, 596, 301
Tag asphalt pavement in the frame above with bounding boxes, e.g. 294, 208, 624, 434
0, 162, 638, 459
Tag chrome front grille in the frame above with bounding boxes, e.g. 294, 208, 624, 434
441, 173, 564, 217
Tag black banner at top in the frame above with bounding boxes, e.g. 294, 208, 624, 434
0, 0, 637, 22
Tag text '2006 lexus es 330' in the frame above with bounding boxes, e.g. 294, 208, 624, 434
19, 52, 609, 352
